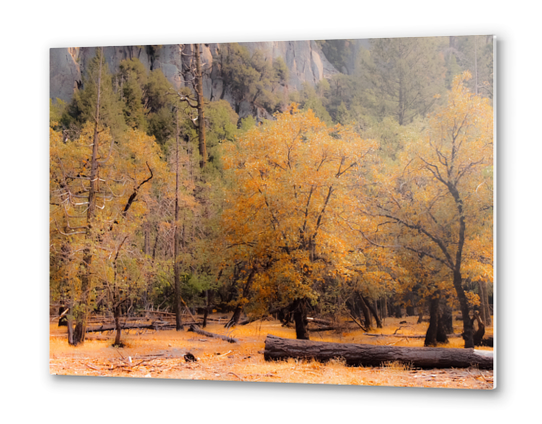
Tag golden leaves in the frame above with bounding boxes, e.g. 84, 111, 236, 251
220, 107, 377, 303
350, 72, 494, 304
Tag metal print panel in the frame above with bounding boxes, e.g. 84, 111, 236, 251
49, 36, 495, 388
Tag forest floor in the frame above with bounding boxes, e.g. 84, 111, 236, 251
49, 315, 494, 390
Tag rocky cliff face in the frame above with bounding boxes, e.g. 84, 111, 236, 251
50, 40, 343, 115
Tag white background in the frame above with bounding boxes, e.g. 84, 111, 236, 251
1, 1, 539, 422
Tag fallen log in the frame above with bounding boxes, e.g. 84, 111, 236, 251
203, 317, 229, 323
188, 324, 238, 343
86, 317, 166, 325
365, 333, 426, 339
308, 326, 337, 332
263, 335, 493, 369
238, 317, 257, 325
364, 332, 463, 339
307, 317, 334, 326
143, 310, 176, 316
84, 319, 206, 333
85, 321, 178, 333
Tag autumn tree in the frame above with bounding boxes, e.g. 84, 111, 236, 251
50, 122, 165, 343
95, 128, 166, 345
394, 248, 455, 346
221, 106, 376, 339
355, 72, 493, 348
140, 97, 236, 328
50, 49, 166, 345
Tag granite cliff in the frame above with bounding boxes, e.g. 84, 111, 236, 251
50, 40, 350, 118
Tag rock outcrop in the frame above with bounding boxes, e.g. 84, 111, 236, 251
50, 47, 82, 103
51, 40, 343, 106
237, 40, 339, 90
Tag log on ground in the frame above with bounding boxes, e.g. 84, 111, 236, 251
308, 326, 339, 332
188, 324, 238, 343
263, 335, 493, 369
85, 321, 179, 333
307, 317, 334, 326
84, 320, 206, 333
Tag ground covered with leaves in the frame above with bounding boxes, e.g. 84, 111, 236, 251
50, 316, 494, 389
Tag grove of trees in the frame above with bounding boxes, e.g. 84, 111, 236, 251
50, 36, 494, 349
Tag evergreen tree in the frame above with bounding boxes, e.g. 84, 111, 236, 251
117, 58, 148, 131
359, 37, 446, 125
67, 50, 127, 139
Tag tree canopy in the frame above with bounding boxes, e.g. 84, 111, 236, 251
50, 38, 494, 349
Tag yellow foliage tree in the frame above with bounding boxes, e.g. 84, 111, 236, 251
355, 72, 493, 348
50, 122, 166, 345
221, 106, 377, 338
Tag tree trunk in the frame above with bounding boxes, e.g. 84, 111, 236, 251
440, 302, 453, 335
293, 298, 310, 340
113, 304, 122, 346
225, 267, 256, 328
194, 44, 207, 169
347, 299, 366, 331
357, 292, 372, 329
142, 222, 150, 310
202, 289, 214, 328
363, 294, 382, 328
472, 310, 485, 346
479, 280, 491, 326
474, 36, 478, 95
436, 309, 449, 344
66, 310, 74, 345
424, 296, 440, 347
226, 306, 243, 329
417, 308, 424, 324
448, 182, 474, 348
174, 111, 183, 331
424, 291, 453, 346
70, 49, 104, 346
425, 294, 449, 345
454, 271, 474, 348
264, 335, 493, 369
381, 298, 388, 319
202, 291, 209, 328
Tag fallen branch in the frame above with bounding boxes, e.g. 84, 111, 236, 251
59, 308, 70, 320
82, 362, 99, 371
228, 372, 244, 381
347, 312, 368, 332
